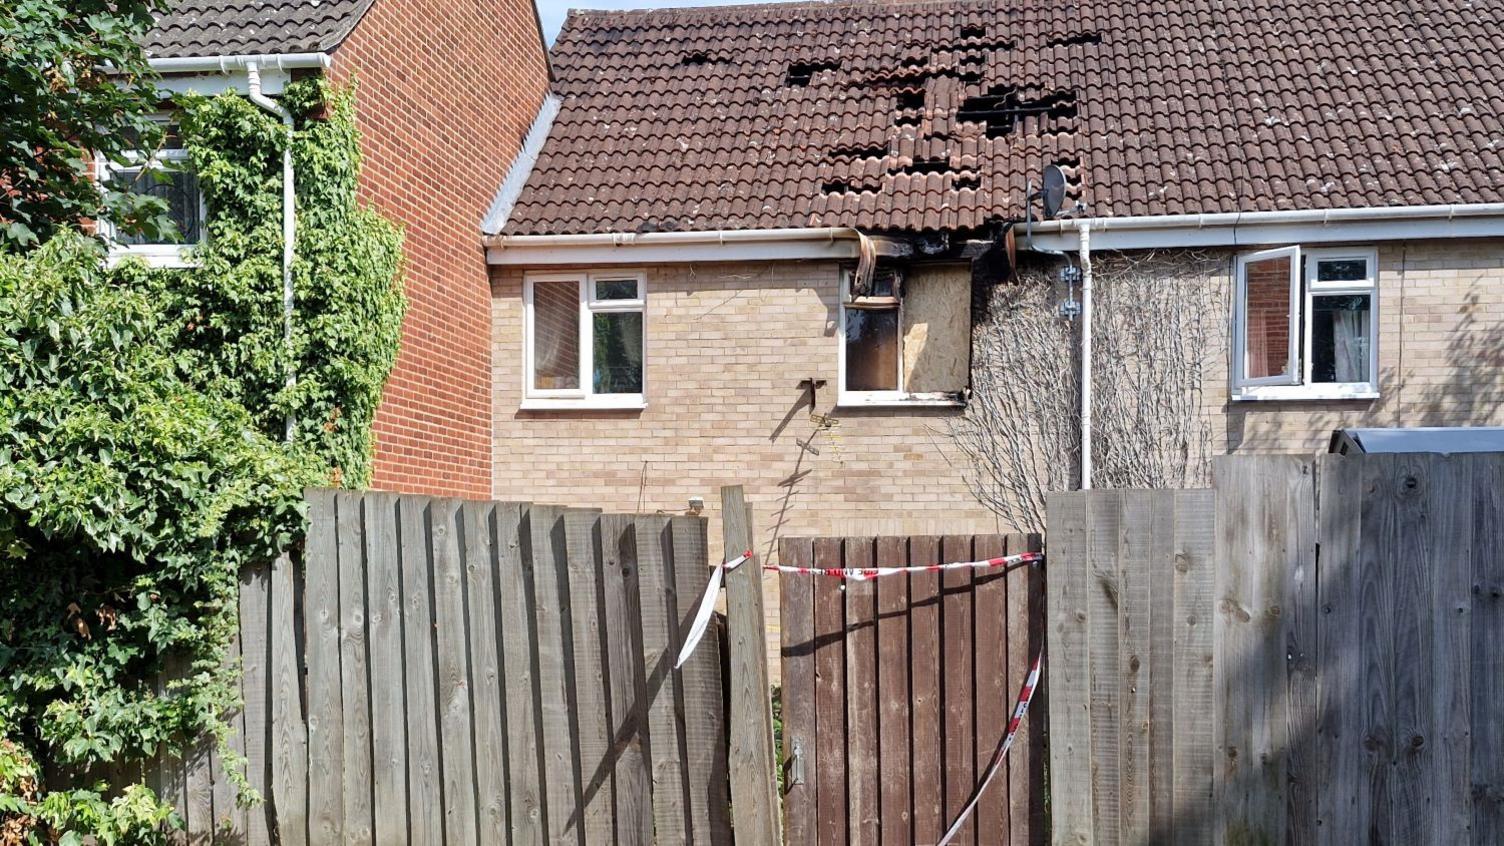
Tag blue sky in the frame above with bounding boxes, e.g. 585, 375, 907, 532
534, 0, 774, 43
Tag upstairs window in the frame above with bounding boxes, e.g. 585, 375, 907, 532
1233, 246, 1377, 400
524, 270, 645, 409
97, 118, 204, 267
838, 265, 969, 407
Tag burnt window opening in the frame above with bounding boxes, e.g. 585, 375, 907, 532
954, 174, 981, 190
787, 60, 841, 86
957, 87, 1079, 137
959, 24, 988, 38
895, 89, 926, 110
1045, 31, 1103, 47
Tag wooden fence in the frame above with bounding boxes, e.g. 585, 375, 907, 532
1046, 453, 1504, 845
152, 488, 756, 845
778, 533, 1047, 846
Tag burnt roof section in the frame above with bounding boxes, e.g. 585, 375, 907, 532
502, 0, 1504, 236
142, 0, 376, 58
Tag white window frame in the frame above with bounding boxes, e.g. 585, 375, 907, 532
836, 269, 965, 408
1232, 246, 1380, 401
522, 269, 647, 410
96, 114, 205, 269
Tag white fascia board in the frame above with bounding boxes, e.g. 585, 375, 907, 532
1026, 203, 1504, 251
150, 68, 291, 97
113, 53, 332, 98
486, 228, 863, 265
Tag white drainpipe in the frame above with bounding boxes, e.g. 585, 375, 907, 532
245, 62, 297, 441
1077, 222, 1093, 490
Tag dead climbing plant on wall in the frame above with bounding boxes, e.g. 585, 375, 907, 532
950, 250, 1224, 533
0, 80, 403, 842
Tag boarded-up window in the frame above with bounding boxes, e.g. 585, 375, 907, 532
841, 263, 969, 399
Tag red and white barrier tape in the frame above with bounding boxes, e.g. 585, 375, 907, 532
936, 648, 1044, 846
767, 550, 1042, 581
675, 549, 1042, 668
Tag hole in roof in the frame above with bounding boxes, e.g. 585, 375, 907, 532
1045, 31, 1103, 48
895, 113, 922, 126
900, 55, 929, 68
960, 24, 988, 38
787, 60, 841, 86
895, 89, 925, 110
954, 174, 981, 190
827, 143, 889, 160
822, 180, 853, 194
681, 51, 723, 65
900, 158, 953, 175
957, 86, 1079, 138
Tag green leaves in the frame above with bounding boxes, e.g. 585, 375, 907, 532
0, 80, 402, 842
1, 0, 171, 252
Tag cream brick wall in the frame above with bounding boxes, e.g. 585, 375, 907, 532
491, 239, 1504, 666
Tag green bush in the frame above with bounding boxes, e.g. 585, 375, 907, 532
0, 80, 404, 842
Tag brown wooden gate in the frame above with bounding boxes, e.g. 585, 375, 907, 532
778, 533, 1047, 846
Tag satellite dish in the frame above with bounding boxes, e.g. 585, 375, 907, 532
1041, 164, 1068, 219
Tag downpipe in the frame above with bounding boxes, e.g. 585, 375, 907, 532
1078, 222, 1093, 490
245, 62, 297, 442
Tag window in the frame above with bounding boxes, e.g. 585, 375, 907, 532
1233, 246, 1378, 400
838, 265, 969, 406
97, 118, 205, 267
523, 271, 645, 409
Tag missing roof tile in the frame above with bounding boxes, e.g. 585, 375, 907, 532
681, 51, 724, 65
954, 174, 981, 190
895, 89, 925, 110
957, 86, 1079, 138
787, 60, 841, 86
900, 158, 953, 175
827, 143, 890, 160
900, 55, 929, 68
1045, 31, 1103, 47
959, 24, 988, 38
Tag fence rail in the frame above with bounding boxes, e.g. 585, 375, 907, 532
154, 489, 738, 845
1046, 453, 1504, 846
778, 533, 1046, 846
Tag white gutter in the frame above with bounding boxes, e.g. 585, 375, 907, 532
144, 53, 333, 74
1026, 203, 1504, 251
1077, 222, 1093, 491
246, 62, 299, 442
485, 227, 865, 265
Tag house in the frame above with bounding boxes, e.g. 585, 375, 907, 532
483, 0, 1504, 575
119, 0, 552, 497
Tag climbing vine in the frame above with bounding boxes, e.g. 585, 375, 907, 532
0, 80, 404, 842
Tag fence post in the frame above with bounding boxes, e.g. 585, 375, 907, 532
721, 485, 782, 844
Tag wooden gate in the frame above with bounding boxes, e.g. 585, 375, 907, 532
1046, 453, 1504, 845
152, 489, 745, 845
778, 533, 1047, 846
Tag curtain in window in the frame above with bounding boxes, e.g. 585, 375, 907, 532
1332, 306, 1367, 382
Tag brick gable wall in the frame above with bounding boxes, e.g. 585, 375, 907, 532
331, 0, 549, 496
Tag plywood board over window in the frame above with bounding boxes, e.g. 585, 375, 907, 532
901, 265, 970, 394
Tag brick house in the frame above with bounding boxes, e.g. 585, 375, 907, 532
483, 0, 1504, 581
122, 0, 552, 497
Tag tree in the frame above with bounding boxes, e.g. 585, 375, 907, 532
1, 0, 170, 250
949, 250, 1225, 533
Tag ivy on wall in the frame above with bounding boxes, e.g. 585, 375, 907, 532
0, 80, 404, 841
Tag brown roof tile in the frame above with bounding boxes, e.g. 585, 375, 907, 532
503, 0, 1504, 236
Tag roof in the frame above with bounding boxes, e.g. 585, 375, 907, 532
500, 0, 1504, 237
142, 0, 376, 59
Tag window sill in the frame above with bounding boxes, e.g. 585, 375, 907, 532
107, 245, 197, 269
519, 396, 646, 412
1232, 385, 1379, 402
836, 391, 965, 409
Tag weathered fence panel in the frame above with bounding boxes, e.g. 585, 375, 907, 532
779, 532, 1046, 846
1047, 452, 1504, 846
161, 490, 742, 845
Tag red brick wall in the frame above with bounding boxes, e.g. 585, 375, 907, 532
329, 0, 550, 497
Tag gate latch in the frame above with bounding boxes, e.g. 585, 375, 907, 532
788, 737, 806, 787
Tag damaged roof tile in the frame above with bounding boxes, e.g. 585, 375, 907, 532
502, 0, 1504, 236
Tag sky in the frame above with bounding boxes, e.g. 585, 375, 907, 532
534, 0, 775, 43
